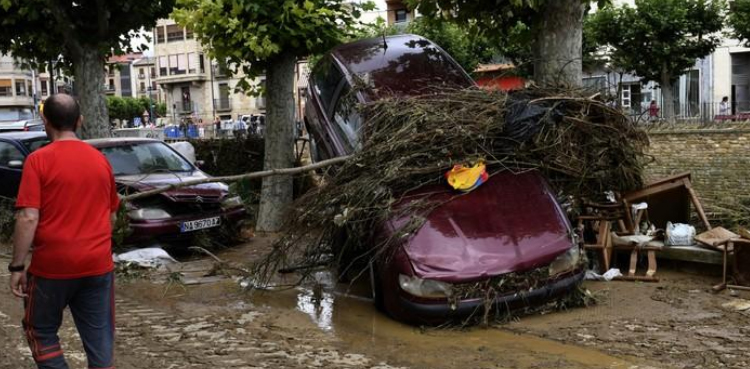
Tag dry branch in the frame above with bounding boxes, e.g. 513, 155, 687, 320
122, 155, 351, 202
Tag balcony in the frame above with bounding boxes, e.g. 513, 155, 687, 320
0, 94, 34, 107
155, 71, 206, 85
214, 98, 232, 112
138, 74, 146, 79
104, 85, 116, 94
212, 65, 230, 79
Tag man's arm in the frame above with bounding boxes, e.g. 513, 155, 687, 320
9, 208, 39, 298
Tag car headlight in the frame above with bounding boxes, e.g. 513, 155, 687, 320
548, 245, 582, 277
221, 196, 243, 209
399, 274, 453, 298
128, 208, 171, 220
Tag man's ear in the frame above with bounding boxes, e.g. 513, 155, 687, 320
76, 115, 84, 130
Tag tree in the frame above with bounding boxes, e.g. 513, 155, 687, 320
589, 0, 725, 120
728, 0, 750, 46
0, 1, 174, 139
174, 0, 372, 232
405, 17, 498, 75
407, 0, 607, 87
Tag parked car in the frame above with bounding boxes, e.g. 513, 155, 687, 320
86, 138, 246, 245
304, 34, 584, 324
0, 131, 49, 198
0, 118, 44, 132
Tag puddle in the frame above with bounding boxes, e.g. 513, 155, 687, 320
251, 273, 657, 369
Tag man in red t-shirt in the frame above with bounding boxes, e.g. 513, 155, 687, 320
8, 94, 120, 369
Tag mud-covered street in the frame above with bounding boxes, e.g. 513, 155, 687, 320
2, 238, 749, 369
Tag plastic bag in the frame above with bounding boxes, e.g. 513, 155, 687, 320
665, 222, 696, 246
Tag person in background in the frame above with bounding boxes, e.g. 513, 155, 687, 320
214, 116, 222, 139
198, 118, 205, 138
719, 96, 730, 116
234, 115, 247, 139
648, 100, 660, 121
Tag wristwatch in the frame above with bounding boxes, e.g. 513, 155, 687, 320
7, 264, 24, 273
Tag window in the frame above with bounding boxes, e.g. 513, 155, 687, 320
150, 67, 156, 78
331, 85, 362, 153
176, 54, 187, 75
187, 53, 197, 74
159, 56, 168, 76
169, 55, 178, 75
108, 79, 115, 90
312, 57, 344, 115
151, 81, 157, 91
155, 27, 165, 43
40, 80, 48, 96
140, 82, 146, 92
15, 80, 26, 96
185, 28, 193, 39
139, 68, 145, 78
0, 79, 11, 96
395, 9, 408, 23
199, 54, 205, 74
0, 141, 24, 167
99, 142, 193, 176
166, 24, 183, 42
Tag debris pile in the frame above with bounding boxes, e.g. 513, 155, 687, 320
253, 88, 650, 284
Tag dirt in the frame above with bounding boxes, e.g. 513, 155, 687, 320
1, 237, 749, 369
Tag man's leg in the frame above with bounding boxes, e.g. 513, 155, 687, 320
69, 272, 115, 369
23, 274, 74, 369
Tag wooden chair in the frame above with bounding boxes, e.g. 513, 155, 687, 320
712, 238, 750, 292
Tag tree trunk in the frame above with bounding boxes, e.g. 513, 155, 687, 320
73, 48, 110, 139
533, 0, 585, 87
660, 68, 675, 122
256, 52, 296, 232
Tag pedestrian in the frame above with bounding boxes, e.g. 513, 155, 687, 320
214, 116, 221, 139
8, 94, 119, 369
198, 118, 205, 138
234, 115, 247, 139
719, 96, 730, 116
648, 100, 660, 121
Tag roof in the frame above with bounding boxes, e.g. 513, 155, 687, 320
133, 57, 155, 66
86, 137, 161, 147
107, 53, 144, 64
0, 131, 47, 141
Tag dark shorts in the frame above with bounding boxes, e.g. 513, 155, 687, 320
23, 272, 115, 369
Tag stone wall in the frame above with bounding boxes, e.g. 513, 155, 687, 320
645, 123, 750, 209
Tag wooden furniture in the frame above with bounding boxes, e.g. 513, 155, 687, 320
610, 234, 662, 282
713, 238, 750, 292
577, 202, 627, 273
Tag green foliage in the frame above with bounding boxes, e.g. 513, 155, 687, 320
405, 17, 499, 74
107, 96, 162, 121
589, 0, 725, 83
0, 1, 174, 70
728, 0, 750, 46
173, 0, 374, 94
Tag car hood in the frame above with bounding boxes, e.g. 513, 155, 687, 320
393, 171, 573, 282
116, 171, 229, 202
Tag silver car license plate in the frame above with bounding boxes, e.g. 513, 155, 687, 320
180, 217, 221, 232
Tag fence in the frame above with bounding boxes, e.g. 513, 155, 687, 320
621, 101, 750, 125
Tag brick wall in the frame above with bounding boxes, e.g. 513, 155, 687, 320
645, 124, 750, 209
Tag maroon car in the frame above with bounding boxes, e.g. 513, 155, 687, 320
305, 35, 583, 324
86, 138, 246, 245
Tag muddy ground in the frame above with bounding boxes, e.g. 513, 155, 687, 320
1, 237, 749, 369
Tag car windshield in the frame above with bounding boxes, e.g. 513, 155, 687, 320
22, 137, 50, 153
99, 142, 193, 175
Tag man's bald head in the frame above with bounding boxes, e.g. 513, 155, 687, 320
43, 94, 81, 131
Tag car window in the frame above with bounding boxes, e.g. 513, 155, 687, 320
0, 141, 24, 167
22, 137, 50, 153
312, 56, 345, 116
99, 142, 193, 175
331, 85, 362, 152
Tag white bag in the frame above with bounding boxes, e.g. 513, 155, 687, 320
665, 222, 696, 246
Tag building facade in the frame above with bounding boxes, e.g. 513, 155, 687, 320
0, 54, 35, 121
153, 18, 265, 125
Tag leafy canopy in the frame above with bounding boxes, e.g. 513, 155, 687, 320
173, 0, 374, 92
0, 0, 174, 68
728, 0, 750, 46
588, 0, 725, 83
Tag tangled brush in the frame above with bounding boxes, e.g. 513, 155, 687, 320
252, 88, 650, 285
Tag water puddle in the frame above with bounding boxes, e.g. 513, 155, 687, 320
251, 272, 657, 369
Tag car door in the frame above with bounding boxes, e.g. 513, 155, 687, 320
307, 56, 351, 159
0, 140, 26, 198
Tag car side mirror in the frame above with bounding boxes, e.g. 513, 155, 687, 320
195, 160, 205, 168
7, 160, 23, 169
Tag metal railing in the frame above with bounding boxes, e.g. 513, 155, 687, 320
622, 101, 750, 125
214, 98, 231, 111
176, 101, 194, 114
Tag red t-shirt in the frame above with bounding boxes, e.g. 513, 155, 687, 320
16, 140, 120, 279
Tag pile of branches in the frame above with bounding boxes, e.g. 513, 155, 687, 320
0, 196, 14, 243
253, 88, 650, 284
